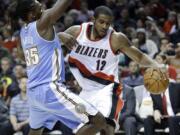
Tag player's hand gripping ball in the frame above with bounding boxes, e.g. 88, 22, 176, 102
143, 67, 169, 94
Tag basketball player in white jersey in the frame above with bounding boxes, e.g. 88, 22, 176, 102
60, 6, 161, 134
8, 1, 108, 135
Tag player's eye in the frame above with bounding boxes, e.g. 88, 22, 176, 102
99, 20, 104, 24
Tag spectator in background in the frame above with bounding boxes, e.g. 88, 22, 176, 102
136, 18, 145, 29
67, 9, 81, 25
13, 64, 26, 84
149, 0, 166, 19
0, 96, 9, 128
114, 7, 136, 32
0, 57, 14, 78
0, 77, 30, 135
170, 28, 180, 45
145, 18, 165, 46
77, 0, 94, 23
136, 28, 158, 58
163, 11, 178, 34
154, 53, 177, 81
144, 82, 180, 135
0, 57, 18, 103
11, 48, 26, 66
63, 15, 75, 29
122, 61, 143, 87
1, 25, 19, 53
168, 45, 180, 82
124, 27, 136, 40
135, 6, 149, 29
159, 37, 175, 55
119, 84, 143, 135
0, 45, 11, 61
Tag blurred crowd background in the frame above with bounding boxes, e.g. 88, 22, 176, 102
0, 0, 180, 135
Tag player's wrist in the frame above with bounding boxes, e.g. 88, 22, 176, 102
152, 61, 160, 68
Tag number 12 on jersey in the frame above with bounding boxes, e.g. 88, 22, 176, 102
96, 60, 106, 71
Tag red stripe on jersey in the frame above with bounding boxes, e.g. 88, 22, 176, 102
114, 84, 124, 120
68, 56, 115, 82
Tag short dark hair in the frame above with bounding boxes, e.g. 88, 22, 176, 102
8, 0, 35, 21
94, 6, 113, 18
153, 53, 167, 61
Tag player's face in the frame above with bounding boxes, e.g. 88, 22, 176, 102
94, 14, 113, 37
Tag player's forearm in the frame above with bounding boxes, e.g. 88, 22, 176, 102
139, 54, 159, 68
40, 0, 73, 27
58, 32, 77, 49
58, 32, 66, 44
49, 0, 73, 24
125, 46, 159, 68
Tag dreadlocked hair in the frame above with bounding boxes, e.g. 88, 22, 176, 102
8, 0, 35, 21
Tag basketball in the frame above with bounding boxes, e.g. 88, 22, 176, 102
143, 67, 169, 94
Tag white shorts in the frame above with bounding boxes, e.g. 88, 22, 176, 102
79, 83, 124, 122
27, 82, 98, 132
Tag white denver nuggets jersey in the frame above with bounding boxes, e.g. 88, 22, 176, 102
69, 22, 119, 91
20, 22, 65, 89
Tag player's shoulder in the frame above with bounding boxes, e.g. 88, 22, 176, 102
111, 31, 128, 43
111, 31, 127, 39
70, 25, 81, 30
67, 25, 81, 32
65, 25, 81, 37
110, 30, 131, 52
70, 22, 90, 32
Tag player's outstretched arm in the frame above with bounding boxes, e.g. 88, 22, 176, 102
64, 25, 81, 37
58, 32, 77, 50
58, 25, 80, 49
112, 32, 158, 68
38, 0, 73, 29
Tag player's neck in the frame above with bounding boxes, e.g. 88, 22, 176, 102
90, 25, 101, 40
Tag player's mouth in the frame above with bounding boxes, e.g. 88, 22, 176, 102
100, 30, 106, 35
